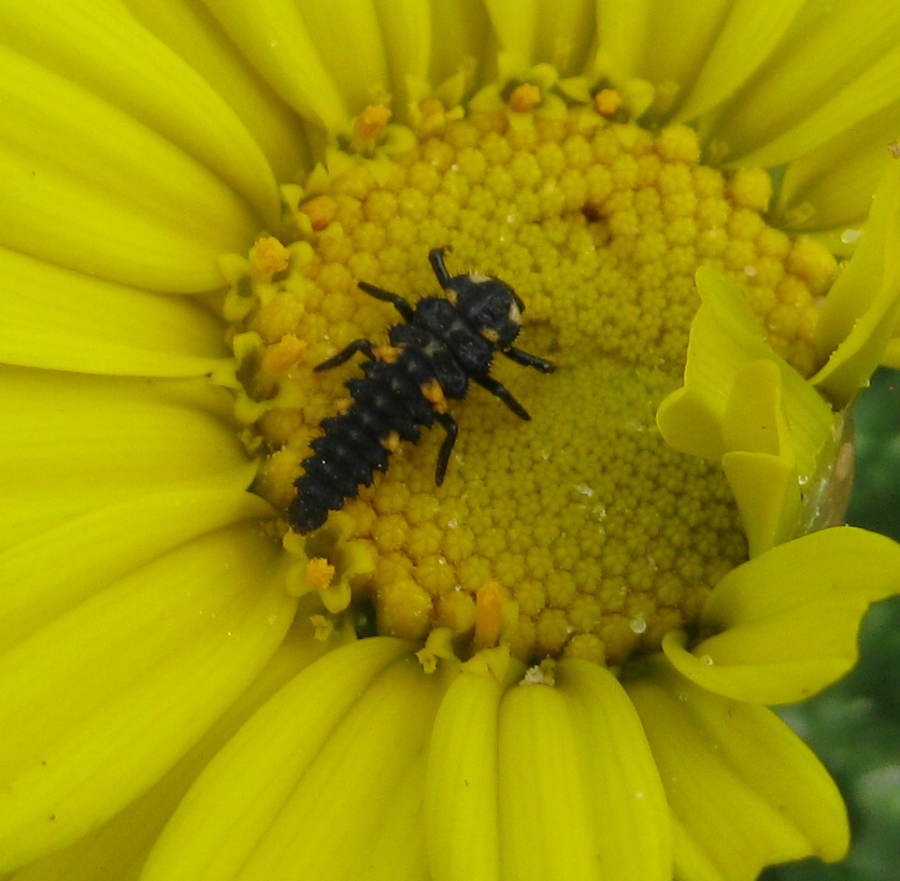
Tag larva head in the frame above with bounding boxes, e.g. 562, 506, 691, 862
448, 273, 525, 349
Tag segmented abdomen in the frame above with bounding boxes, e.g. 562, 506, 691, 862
289, 350, 436, 533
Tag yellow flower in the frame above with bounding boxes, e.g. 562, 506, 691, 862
1, 3, 899, 881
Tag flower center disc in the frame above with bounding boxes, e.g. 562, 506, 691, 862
228, 88, 836, 666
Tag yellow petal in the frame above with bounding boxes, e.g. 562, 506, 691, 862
486, 0, 595, 75
373, 0, 432, 112
0, 479, 270, 653
497, 680, 599, 881
674, 0, 804, 122
0, 248, 227, 376
141, 638, 415, 881
0, 522, 296, 873
713, 0, 900, 166
291, 0, 391, 111
773, 107, 900, 232
0, 47, 261, 293
5, 630, 327, 881
811, 160, 900, 406
558, 659, 672, 881
1, 0, 280, 227
484, 0, 539, 71
0, 369, 249, 549
122, 0, 312, 183
426, 666, 503, 881
201, 0, 359, 133
595, 0, 653, 80
663, 527, 900, 704
429, 0, 493, 87
884, 335, 900, 368
627, 656, 849, 881
235, 656, 438, 881
363, 752, 429, 881
633, 0, 732, 118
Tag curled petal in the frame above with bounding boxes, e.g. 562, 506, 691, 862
811, 160, 900, 404
656, 268, 835, 555
663, 527, 900, 703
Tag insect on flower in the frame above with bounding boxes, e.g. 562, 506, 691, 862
289, 247, 556, 533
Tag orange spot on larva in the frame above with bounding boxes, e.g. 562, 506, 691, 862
421, 379, 448, 413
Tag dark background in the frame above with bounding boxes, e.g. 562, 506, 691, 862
763, 367, 900, 881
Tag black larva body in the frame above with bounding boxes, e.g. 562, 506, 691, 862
289, 248, 555, 534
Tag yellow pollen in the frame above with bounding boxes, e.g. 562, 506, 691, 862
421, 379, 449, 413
228, 93, 839, 666
310, 614, 334, 641
306, 557, 336, 591
249, 235, 290, 281
508, 83, 542, 112
594, 88, 622, 117
728, 168, 772, 213
355, 104, 392, 140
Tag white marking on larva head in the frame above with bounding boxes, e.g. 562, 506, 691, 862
508, 301, 521, 324
464, 273, 492, 284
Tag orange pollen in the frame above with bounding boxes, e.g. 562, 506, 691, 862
300, 195, 338, 231
355, 104, 392, 140
473, 580, 505, 649
508, 82, 541, 112
262, 334, 306, 375
594, 88, 622, 117
248, 235, 290, 281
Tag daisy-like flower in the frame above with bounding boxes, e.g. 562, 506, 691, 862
2, 2, 899, 880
